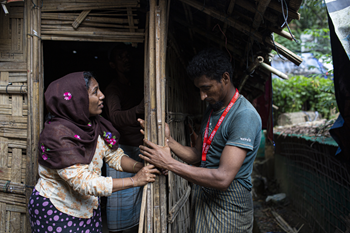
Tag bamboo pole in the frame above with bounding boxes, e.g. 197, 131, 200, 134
153, 6, 162, 233
159, 1, 168, 232
0, 85, 27, 94
260, 62, 289, 80
139, 11, 150, 233
147, 0, 156, 232
26, 0, 42, 232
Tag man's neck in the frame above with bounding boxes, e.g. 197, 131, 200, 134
116, 71, 130, 85
221, 86, 237, 110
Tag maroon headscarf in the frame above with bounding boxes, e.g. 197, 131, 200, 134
38, 72, 120, 169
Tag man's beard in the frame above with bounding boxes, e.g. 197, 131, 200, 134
210, 101, 224, 111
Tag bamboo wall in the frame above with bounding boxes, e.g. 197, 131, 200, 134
0, 1, 32, 232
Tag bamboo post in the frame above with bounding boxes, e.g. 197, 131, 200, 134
159, 0, 168, 232
139, 11, 150, 233
153, 6, 162, 233
148, 0, 157, 232
26, 0, 42, 232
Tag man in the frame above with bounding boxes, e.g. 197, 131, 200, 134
139, 48, 261, 232
104, 43, 144, 233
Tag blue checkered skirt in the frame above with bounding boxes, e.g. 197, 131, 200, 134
106, 145, 143, 231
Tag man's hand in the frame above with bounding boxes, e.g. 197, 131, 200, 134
139, 139, 173, 170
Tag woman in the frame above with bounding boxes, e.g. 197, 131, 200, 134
28, 71, 159, 233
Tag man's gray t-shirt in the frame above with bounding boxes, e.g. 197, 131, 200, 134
200, 95, 262, 191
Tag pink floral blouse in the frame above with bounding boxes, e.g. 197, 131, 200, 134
35, 136, 126, 218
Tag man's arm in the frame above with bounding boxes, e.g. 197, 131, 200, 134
139, 140, 247, 191
166, 133, 202, 165
105, 89, 143, 127
138, 119, 202, 165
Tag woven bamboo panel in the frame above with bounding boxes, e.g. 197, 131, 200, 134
0, 2, 25, 62
40, 0, 144, 45
166, 45, 204, 232
0, 4, 28, 229
0, 71, 28, 233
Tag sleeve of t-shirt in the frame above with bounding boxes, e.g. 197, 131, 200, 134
226, 109, 261, 151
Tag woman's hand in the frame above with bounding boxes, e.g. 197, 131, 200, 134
133, 164, 161, 186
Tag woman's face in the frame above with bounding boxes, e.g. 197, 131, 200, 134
88, 78, 105, 117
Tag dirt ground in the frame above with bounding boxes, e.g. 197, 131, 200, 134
252, 158, 313, 233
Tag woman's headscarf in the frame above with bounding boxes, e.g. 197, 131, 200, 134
38, 72, 120, 169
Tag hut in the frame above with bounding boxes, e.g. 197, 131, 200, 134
0, 0, 302, 232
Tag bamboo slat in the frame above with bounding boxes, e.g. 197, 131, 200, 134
41, 35, 144, 43
41, 13, 138, 25
72, 10, 90, 29
168, 186, 191, 224
42, 1, 139, 12
0, 63, 26, 72
41, 30, 143, 37
0, 180, 26, 195
42, 20, 139, 29
0, 203, 5, 230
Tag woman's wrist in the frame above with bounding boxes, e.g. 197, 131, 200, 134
134, 161, 143, 173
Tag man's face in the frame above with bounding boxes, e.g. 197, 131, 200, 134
194, 75, 226, 111
110, 49, 132, 73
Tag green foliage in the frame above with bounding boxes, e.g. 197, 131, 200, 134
272, 76, 337, 124
272, 0, 332, 72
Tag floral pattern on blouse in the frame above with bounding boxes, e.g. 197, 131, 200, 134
35, 136, 126, 218
103, 131, 117, 148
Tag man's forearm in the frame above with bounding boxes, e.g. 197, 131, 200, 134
166, 159, 229, 191
167, 136, 200, 165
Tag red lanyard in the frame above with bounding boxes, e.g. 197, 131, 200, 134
201, 88, 239, 167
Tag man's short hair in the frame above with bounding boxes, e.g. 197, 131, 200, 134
186, 48, 233, 82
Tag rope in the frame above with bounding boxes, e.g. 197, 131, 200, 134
6, 82, 12, 94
